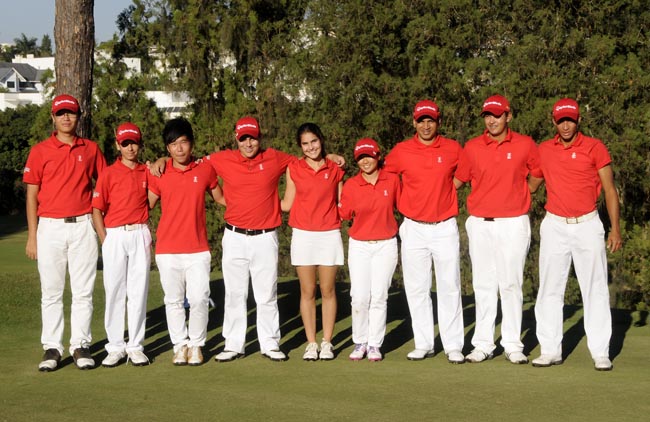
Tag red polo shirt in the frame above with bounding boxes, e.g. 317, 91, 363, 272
455, 129, 541, 217
206, 148, 295, 229
148, 159, 218, 254
23, 133, 107, 218
538, 132, 611, 217
384, 134, 461, 222
338, 170, 401, 241
288, 158, 344, 231
92, 158, 149, 227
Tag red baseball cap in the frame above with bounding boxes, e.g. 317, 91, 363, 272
235, 116, 260, 140
116, 122, 142, 143
481, 95, 510, 116
51, 94, 80, 114
354, 138, 381, 160
413, 100, 440, 121
552, 98, 580, 121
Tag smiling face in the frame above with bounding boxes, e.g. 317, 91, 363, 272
483, 112, 511, 141
554, 117, 580, 143
356, 155, 379, 176
237, 135, 261, 159
299, 131, 323, 161
166, 135, 193, 166
413, 117, 439, 144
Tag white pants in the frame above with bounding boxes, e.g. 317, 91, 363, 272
103, 225, 151, 354
535, 212, 611, 358
37, 215, 98, 355
466, 215, 530, 354
400, 217, 464, 353
221, 229, 281, 354
348, 237, 398, 347
155, 252, 211, 352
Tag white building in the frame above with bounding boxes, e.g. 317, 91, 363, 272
0, 54, 188, 115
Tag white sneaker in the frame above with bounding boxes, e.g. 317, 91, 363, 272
531, 354, 563, 367
594, 357, 613, 371
127, 350, 150, 366
367, 346, 382, 362
407, 349, 434, 361
303, 343, 319, 361
349, 343, 367, 361
505, 351, 528, 364
319, 341, 335, 360
262, 349, 287, 361
188, 346, 203, 366
215, 350, 243, 362
446, 350, 465, 364
102, 351, 126, 368
465, 349, 493, 363
173, 345, 188, 366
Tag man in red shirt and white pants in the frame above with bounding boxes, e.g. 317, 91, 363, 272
531, 98, 622, 371
209, 117, 296, 362
384, 100, 465, 364
454, 95, 542, 364
24, 94, 107, 371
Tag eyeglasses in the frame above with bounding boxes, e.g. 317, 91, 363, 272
119, 140, 140, 147
54, 110, 78, 117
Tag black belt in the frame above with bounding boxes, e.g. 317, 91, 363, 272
225, 223, 276, 236
483, 217, 495, 221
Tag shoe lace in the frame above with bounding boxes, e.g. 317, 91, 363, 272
353, 343, 366, 353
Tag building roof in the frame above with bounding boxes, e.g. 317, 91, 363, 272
0, 62, 39, 81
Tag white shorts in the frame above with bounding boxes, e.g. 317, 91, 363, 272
290, 228, 344, 266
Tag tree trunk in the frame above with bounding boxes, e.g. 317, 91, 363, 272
54, 0, 95, 139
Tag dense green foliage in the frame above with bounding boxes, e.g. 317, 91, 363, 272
3, 0, 648, 309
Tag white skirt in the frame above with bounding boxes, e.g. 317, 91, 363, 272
290, 228, 344, 266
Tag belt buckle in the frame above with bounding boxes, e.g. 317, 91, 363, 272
64, 216, 76, 223
245, 229, 254, 236
124, 224, 136, 231
565, 217, 579, 224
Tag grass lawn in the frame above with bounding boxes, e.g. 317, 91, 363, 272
0, 215, 648, 421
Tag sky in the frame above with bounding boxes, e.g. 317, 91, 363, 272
0, 0, 135, 45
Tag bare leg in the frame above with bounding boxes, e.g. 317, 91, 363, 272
318, 265, 338, 342
296, 266, 317, 343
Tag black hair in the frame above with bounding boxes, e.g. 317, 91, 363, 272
296, 122, 327, 159
163, 117, 194, 146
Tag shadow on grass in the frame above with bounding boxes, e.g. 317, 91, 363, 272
87, 277, 635, 365
0, 213, 27, 239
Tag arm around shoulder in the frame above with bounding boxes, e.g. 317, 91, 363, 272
280, 167, 296, 212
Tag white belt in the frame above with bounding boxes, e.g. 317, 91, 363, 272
41, 214, 91, 223
546, 210, 598, 224
112, 223, 147, 231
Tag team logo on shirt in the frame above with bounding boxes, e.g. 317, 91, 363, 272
437, 156, 442, 163
571, 152, 577, 159
507, 152, 512, 160
23, 166, 30, 173
259, 164, 264, 171
78, 155, 83, 162
93, 191, 99, 198
384, 190, 388, 196
193, 176, 198, 183
324, 173, 329, 179
142, 181, 146, 189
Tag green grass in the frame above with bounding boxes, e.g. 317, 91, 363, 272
0, 223, 649, 421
